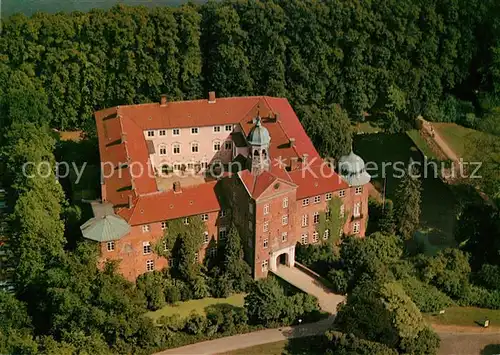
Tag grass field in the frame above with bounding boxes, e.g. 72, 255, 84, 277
354, 133, 457, 253
221, 336, 326, 355
407, 130, 440, 160
425, 306, 500, 328
433, 123, 483, 158
146, 293, 245, 322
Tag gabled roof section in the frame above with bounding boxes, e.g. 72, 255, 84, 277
116, 181, 221, 226
288, 164, 349, 199
237, 170, 296, 200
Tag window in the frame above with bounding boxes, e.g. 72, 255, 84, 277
282, 215, 288, 226
312, 231, 319, 243
187, 163, 194, 170
326, 207, 331, 220
313, 212, 320, 224
314, 195, 321, 204
107, 241, 115, 252
183, 217, 189, 225
339, 189, 345, 198
301, 233, 308, 244
159, 145, 167, 156
213, 126, 221, 133
143, 242, 152, 255
261, 260, 268, 271
203, 231, 209, 244
208, 248, 217, 257
142, 224, 150, 233
263, 221, 269, 232
225, 141, 232, 150
354, 202, 361, 217
159, 130, 166, 136
147, 130, 154, 137
263, 239, 269, 248
248, 221, 253, 231
355, 186, 363, 195
340, 204, 345, 218
220, 210, 227, 218
168, 259, 173, 267
194, 252, 199, 263
172, 128, 180, 136
213, 141, 221, 152
325, 193, 332, 201
283, 197, 288, 208
191, 142, 199, 153
163, 242, 169, 252
282, 232, 288, 242
146, 260, 154, 271
161, 221, 167, 230
301, 214, 308, 227
353, 222, 360, 234
302, 198, 310, 207
173, 163, 181, 171
201, 214, 209, 221
249, 203, 254, 214
173, 143, 180, 155
264, 204, 270, 215
323, 229, 330, 240
225, 125, 233, 132
219, 227, 227, 240
191, 127, 199, 135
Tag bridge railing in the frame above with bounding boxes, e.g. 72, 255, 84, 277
294, 261, 336, 292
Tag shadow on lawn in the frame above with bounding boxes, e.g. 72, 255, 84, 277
481, 344, 500, 355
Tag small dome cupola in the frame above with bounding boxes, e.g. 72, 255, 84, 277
247, 116, 271, 146
338, 150, 371, 186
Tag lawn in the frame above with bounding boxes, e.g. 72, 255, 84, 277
406, 130, 439, 160
221, 340, 287, 355
146, 293, 245, 322
220, 336, 326, 355
354, 133, 457, 253
352, 121, 383, 134
433, 123, 483, 158
425, 306, 500, 329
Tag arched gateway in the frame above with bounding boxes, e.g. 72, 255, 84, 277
269, 245, 295, 272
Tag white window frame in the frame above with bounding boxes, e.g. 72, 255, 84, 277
302, 198, 309, 207
263, 221, 269, 232
213, 126, 222, 133
325, 192, 332, 201
191, 127, 199, 135
201, 214, 209, 222
312, 231, 319, 243
261, 260, 269, 271
283, 197, 288, 208
225, 141, 232, 150
282, 232, 288, 242
323, 229, 330, 240
263, 204, 270, 215
219, 227, 227, 240
340, 204, 345, 218
314, 195, 321, 204
353, 222, 361, 234
159, 129, 166, 136
161, 221, 167, 230
339, 189, 345, 198
282, 215, 288, 226
263, 238, 269, 248
313, 212, 320, 224
220, 210, 227, 218
301, 233, 308, 245
142, 224, 150, 233
172, 128, 180, 136
183, 217, 189, 225
194, 252, 199, 263
203, 231, 209, 244
355, 186, 363, 195
107, 241, 115, 252
159, 145, 167, 156
146, 259, 154, 271
147, 130, 155, 137
208, 247, 217, 257
225, 125, 233, 132
191, 142, 199, 153
354, 202, 361, 217
213, 140, 221, 152
301, 214, 308, 227
172, 143, 181, 155
143, 241, 152, 255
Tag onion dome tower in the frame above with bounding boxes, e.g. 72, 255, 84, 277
338, 150, 371, 187
247, 116, 271, 175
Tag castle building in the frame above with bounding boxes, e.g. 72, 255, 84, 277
81, 93, 370, 281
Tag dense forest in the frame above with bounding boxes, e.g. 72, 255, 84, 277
0, 0, 499, 133
1, 1, 500, 354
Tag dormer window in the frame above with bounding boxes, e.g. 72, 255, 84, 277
213, 126, 221, 133
191, 127, 199, 135
225, 125, 233, 132
172, 128, 180, 136
147, 130, 155, 137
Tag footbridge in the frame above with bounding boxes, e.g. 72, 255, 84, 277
270, 262, 345, 314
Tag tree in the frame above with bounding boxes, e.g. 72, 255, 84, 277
296, 104, 352, 160
394, 168, 422, 240
136, 271, 166, 311
244, 277, 287, 326
220, 224, 251, 293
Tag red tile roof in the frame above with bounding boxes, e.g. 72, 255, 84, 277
237, 170, 296, 199
288, 164, 349, 199
116, 181, 221, 226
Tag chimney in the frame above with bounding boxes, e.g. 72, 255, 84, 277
101, 182, 107, 202
127, 195, 133, 209
160, 94, 168, 107
173, 181, 182, 193
208, 91, 216, 104
289, 138, 295, 148
289, 157, 298, 171
302, 153, 309, 166
275, 112, 280, 121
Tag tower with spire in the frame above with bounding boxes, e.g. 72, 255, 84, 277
247, 116, 271, 175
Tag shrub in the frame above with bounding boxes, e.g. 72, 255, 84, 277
184, 314, 207, 335
136, 271, 166, 311
399, 327, 440, 355
401, 276, 453, 313
325, 331, 398, 355
475, 264, 500, 291
327, 269, 349, 294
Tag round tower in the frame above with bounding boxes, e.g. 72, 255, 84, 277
247, 116, 271, 175
338, 150, 371, 187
